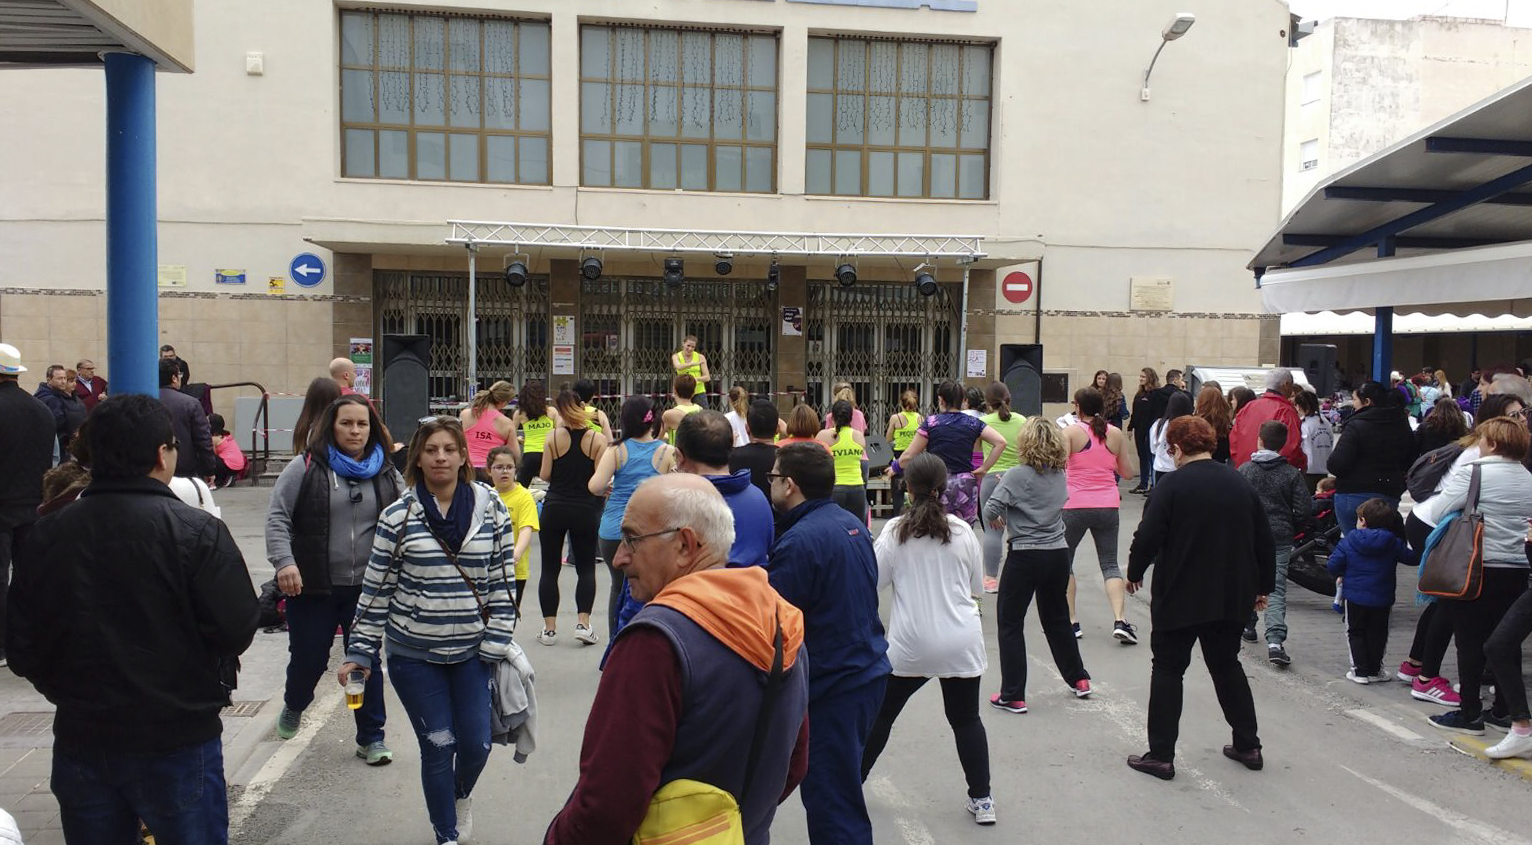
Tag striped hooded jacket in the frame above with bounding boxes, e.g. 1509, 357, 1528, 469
347, 482, 518, 669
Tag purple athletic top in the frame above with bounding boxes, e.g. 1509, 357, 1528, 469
919, 412, 987, 475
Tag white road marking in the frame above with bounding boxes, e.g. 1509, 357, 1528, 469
1340, 765, 1532, 845
1030, 657, 1247, 811
866, 775, 938, 845
1344, 708, 1426, 743
228, 693, 346, 836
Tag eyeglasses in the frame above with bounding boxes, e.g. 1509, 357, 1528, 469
766, 472, 787, 482
488, 463, 517, 473
347, 479, 362, 504
619, 526, 682, 554
1510, 408, 1530, 420
164, 439, 179, 451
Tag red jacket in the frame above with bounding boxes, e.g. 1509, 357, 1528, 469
74, 376, 107, 411
1230, 391, 1306, 471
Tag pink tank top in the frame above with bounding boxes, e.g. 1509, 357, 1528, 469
1065, 421, 1120, 510
465, 406, 508, 468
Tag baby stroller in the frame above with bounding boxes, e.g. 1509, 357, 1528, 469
1287, 490, 1341, 596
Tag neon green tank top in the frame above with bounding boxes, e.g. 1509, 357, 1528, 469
891, 411, 920, 452
584, 404, 603, 434
980, 411, 1026, 472
674, 351, 707, 396
830, 426, 865, 486
522, 414, 554, 454
667, 402, 703, 444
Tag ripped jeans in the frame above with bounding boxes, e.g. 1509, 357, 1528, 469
387, 654, 494, 845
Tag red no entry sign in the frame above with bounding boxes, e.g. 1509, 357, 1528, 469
1002, 271, 1033, 304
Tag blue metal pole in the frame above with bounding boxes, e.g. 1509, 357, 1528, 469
1371, 237, 1396, 383
104, 53, 158, 397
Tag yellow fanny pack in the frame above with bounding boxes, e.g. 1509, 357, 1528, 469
632, 617, 786, 845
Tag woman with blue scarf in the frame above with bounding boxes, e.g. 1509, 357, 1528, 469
265, 395, 404, 763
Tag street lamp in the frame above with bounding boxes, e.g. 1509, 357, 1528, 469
1142, 12, 1195, 102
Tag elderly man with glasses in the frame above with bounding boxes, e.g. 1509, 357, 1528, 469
546, 473, 810, 845
72, 359, 107, 411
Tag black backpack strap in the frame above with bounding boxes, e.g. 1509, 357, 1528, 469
739, 612, 785, 804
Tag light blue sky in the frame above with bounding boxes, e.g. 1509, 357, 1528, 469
1287, 0, 1531, 25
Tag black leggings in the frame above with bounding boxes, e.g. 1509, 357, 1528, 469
598, 537, 625, 635
861, 675, 990, 799
538, 500, 600, 623
1486, 574, 1532, 721
1445, 567, 1527, 720
516, 451, 542, 488
996, 547, 1088, 701
1406, 513, 1455, 674
889, 451, 907, 518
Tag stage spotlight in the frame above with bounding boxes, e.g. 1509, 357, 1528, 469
766, 261, 780, 292
504, 261, 528, 288
663, 258, 685, 289
835, 263, 857, 288
580, 256, 603, 281
914, 271, 938, 296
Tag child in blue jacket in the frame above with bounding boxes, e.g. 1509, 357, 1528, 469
1328, 498, 1418, 684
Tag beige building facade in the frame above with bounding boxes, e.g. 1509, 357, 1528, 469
1, 0, 1290, 423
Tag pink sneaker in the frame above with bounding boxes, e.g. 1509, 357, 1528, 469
1396, 661, 1421, 683
982, 576, 999, 594
1073, 679, 1093, 699
1411, 676, 1461, 707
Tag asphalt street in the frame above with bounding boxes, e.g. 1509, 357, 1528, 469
209, 483, 1532, 845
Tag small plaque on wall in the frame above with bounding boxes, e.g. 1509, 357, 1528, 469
1130, 277, 1174, 312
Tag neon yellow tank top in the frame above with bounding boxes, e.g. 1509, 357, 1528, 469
980, 411, 1027, 472
830, 426, 865, 486
891, 411, 920, 452
674, 351, 707, 396
584, 404, 603, 434
522, 414, 554, 454
667, 402, 703, 444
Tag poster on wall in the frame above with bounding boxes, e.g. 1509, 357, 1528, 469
267, 276, 286, 295
966, 349, 987, 378
553, 315, 576, 345
349, 337, 374, 397
781, 306, 803, 336
158, 265, 187, 288
214, 269, 246, 286
1130, 277, 1174, 312
552, 344, 575, 375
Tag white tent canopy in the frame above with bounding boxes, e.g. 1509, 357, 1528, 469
1260, 239, 1532, 318
1282, 309, 1532, 336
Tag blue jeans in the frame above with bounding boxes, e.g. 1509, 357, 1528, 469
1263, 547, 1293, 645
1334, 493, 1398, 536
388, 654, 493, 845
801, 677, 886, 845
52, 736, 227, 845
285, 586, 385, 745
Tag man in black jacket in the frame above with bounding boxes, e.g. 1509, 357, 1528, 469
0, 343, 55, 668
8, 394, 260, 843
34, 364, 87, 457
1147, 368, 1190, 422
159, 358, 215, 479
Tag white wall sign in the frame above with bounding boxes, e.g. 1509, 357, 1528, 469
966, 348, 987, 378
553, 315, 575, 345
552, 345, 575, 375
1130, 277, 1174, 312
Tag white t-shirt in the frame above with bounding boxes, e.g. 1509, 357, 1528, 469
723, 410, 749, 447
873, 514, 987, 678
1300, 414, 1332, 476
1151, 419, 1177, 473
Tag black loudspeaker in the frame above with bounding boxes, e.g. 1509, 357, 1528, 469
1000, 344, 1044, 417
381, 334, 431, 446
1298, 343, 1338, 397
864, 431, 893, 472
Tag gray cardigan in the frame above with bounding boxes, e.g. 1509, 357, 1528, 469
981, 464, 1068, 550
1429, 456, 1532, 568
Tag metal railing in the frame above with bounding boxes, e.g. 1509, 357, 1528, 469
206, 382, 270, 484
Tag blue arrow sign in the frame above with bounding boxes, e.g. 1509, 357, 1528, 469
289, 252, 327, 288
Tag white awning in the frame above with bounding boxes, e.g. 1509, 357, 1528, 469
1282, 310, 1532, 336
1259, 239, 1532, 318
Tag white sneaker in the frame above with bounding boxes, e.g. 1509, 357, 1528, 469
966, 795, 996, 825
536, 629, 557, 646
573, 624, 599, 646
1345, 670, 1370, 685
455, 796, 473, 842
1485, 730, 1532, 760
1368, 673, 1392, 685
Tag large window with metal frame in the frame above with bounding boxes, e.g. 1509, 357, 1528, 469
806, 36, 991, 199
580, 24, 779, 192
339, 10, 551, 184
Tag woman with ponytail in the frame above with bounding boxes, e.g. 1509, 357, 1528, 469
537, 391, 608, 647
983, 418, 1092, 713
816, 399, 869, 521
459, 380, 518, 482
977, 382, 1025, 594
588, 396, 674, 633
1062, 387, 1138, 644
884, 390, 922, 518
511, 380, 559, 487
724, 385, 751, 447
864, 452, 994, 822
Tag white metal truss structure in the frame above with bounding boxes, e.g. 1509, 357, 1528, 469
447, 220, 986, 260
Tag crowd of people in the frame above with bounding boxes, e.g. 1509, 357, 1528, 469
2, 335, 1532, 845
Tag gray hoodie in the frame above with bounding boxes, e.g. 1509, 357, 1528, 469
1236, 449, 1308, 545
265, 458, 403, 587
981, 464, 1067, 550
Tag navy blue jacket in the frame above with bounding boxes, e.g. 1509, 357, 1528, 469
767, 498, 889, 700
1327, 527, 1418, 607
708, 469, 773, 569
